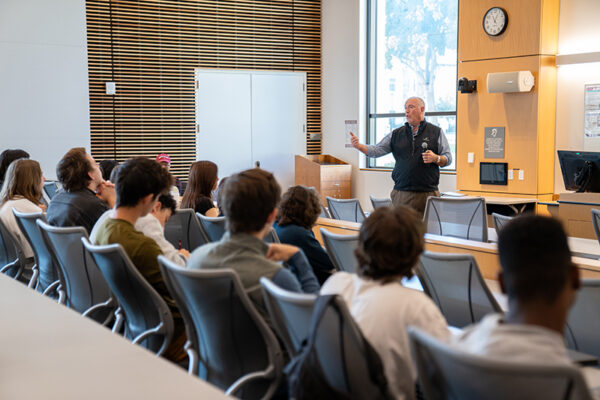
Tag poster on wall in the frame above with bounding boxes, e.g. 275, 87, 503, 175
584, 84, 600, 138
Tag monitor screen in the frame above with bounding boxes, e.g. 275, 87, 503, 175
480, 162, 508, 185
557, 150, 600, 192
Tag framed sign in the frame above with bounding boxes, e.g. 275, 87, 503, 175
484, 127, 505, 159
584, 84, 600, 138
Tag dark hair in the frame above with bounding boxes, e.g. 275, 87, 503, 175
109, 164, 121, 184
99, 159, 118, 182
222, 168, 281, 234
276, 186, 321, 229
56, 147, 92, 192
0, 149, 30, 184
355, 206, 424, 282
115, 158, 171, 208
157, 193, 177, 215
498, 215, 572, 304
181, 161, 218, 209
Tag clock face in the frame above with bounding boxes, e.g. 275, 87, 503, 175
483, 7, 508, 36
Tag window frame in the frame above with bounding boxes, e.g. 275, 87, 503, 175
365, 0, 458, 171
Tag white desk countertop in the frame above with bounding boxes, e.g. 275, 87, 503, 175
0, 274, 226, 400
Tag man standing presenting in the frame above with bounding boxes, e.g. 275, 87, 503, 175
350, 97, 452, 215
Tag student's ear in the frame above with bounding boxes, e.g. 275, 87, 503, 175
497, 271, 507, 294
266, 208, 278, 224
141, 193, 155, 206
571, 264, 581, 291
152, 199, 162, 214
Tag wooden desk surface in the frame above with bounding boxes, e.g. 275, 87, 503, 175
315, 218, 600, 280
0, 275, 226, 400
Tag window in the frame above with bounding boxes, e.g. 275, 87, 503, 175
366, 0, 458, 170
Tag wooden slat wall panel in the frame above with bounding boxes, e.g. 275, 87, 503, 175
86, 0, 322, 181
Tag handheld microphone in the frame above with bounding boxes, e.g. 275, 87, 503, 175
421, 142, 428, 152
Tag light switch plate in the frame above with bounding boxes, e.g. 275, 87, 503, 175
518, 169, 524, 180
508, 169, 514, 180
467, 152, 474, 163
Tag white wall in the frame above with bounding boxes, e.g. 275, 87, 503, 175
321, 0, 456, 211
0, 0, 90, 179
554, 0, 600, 192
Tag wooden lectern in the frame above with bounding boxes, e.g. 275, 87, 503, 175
295, 155, 352, 206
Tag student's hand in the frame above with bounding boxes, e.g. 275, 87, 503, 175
350, 132, 360, 149
178, 249, 190, 259
422, 150, 438, 164
96, 181, 116, 208
266, 243, 300, 262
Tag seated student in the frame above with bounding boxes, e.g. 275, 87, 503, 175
0, 149, 30, 187
187, 168, 319, 320
215, 176, 227, 216
180, 160, 219, 217
99, 159, 118, 182
47, 148, 115, 234
0, 159, 45, 262
453, 215, 581, 365
321, 206, 449, 400
94, 157, 186, 362
156, 153, 182, 202
90, 193, 189, 266
275, 185, 335, 284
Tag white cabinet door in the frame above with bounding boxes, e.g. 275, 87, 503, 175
195, 70, 253, 180
251, 72, 306, 191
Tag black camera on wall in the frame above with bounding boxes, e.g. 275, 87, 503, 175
457, 77, 477, 93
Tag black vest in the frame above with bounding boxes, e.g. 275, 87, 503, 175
390, 120, 441, 192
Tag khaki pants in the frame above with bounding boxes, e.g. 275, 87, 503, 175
390, 189, 440, 217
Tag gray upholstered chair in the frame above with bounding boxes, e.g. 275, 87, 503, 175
164, 208, 206, 251
196, 213, 226, 243
0, 217, 30, 283
158, 255, 284, 398
491, 212, 513, 236
263, 228, 280, 244
37, 220, 114, 324
320, 204, 332, 219
326, 196, 365, 223
423, 196, 488, 242
260, 277, 316, 356
566, 279, 600, 359
369, 195, 392, 210
12, 210, 61, 298
416, 251, 501, 328
320, 228, 359, 273
591, 209, 600, 248
409, 326, 593, 400
83, 239, 174, 356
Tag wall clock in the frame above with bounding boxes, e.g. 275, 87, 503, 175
483, 7, 508, 36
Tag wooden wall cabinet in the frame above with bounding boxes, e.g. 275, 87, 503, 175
295, 155, 352, 205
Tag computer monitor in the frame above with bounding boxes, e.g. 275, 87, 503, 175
557, 150, 600, 192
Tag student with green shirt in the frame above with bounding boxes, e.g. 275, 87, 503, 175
94, 157, 186, 363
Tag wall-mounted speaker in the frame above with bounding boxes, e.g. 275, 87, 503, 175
487, 71, 535, 93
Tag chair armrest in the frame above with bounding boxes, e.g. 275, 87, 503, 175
0, 260, 19, 274
82, 297, 116, 326
225, 365, 276, 396
27, 264, 39, 289
185, 341, 198, 375
42, 280, 61, 297
111, 307, 124, 334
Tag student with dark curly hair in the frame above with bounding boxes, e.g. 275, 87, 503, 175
320, 206, 448, 400
275, 185, 334, 284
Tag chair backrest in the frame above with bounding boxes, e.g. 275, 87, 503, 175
566, 279, 600, 358
12, 210, 58, 293
37, 220, 111, 314
0, 217, 27, 279
320, 228, 359, 273
43, 181, 60, 200
592, 209, 600, 245
84, 239, 174, 355
320, 204, 331, 219
260, 277, 316, 356
369, 195, 392, 210
326, 196, 365, 223
409, 327, 593, 400
491, 212, 513, 235
158, 256, 283, 398
263, 228, 280, 244
423, 196, 488, 242
196, 213, 226, 243
164, 208, 206, 251
416, 251, 501, 328
309, 295, 390, 398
